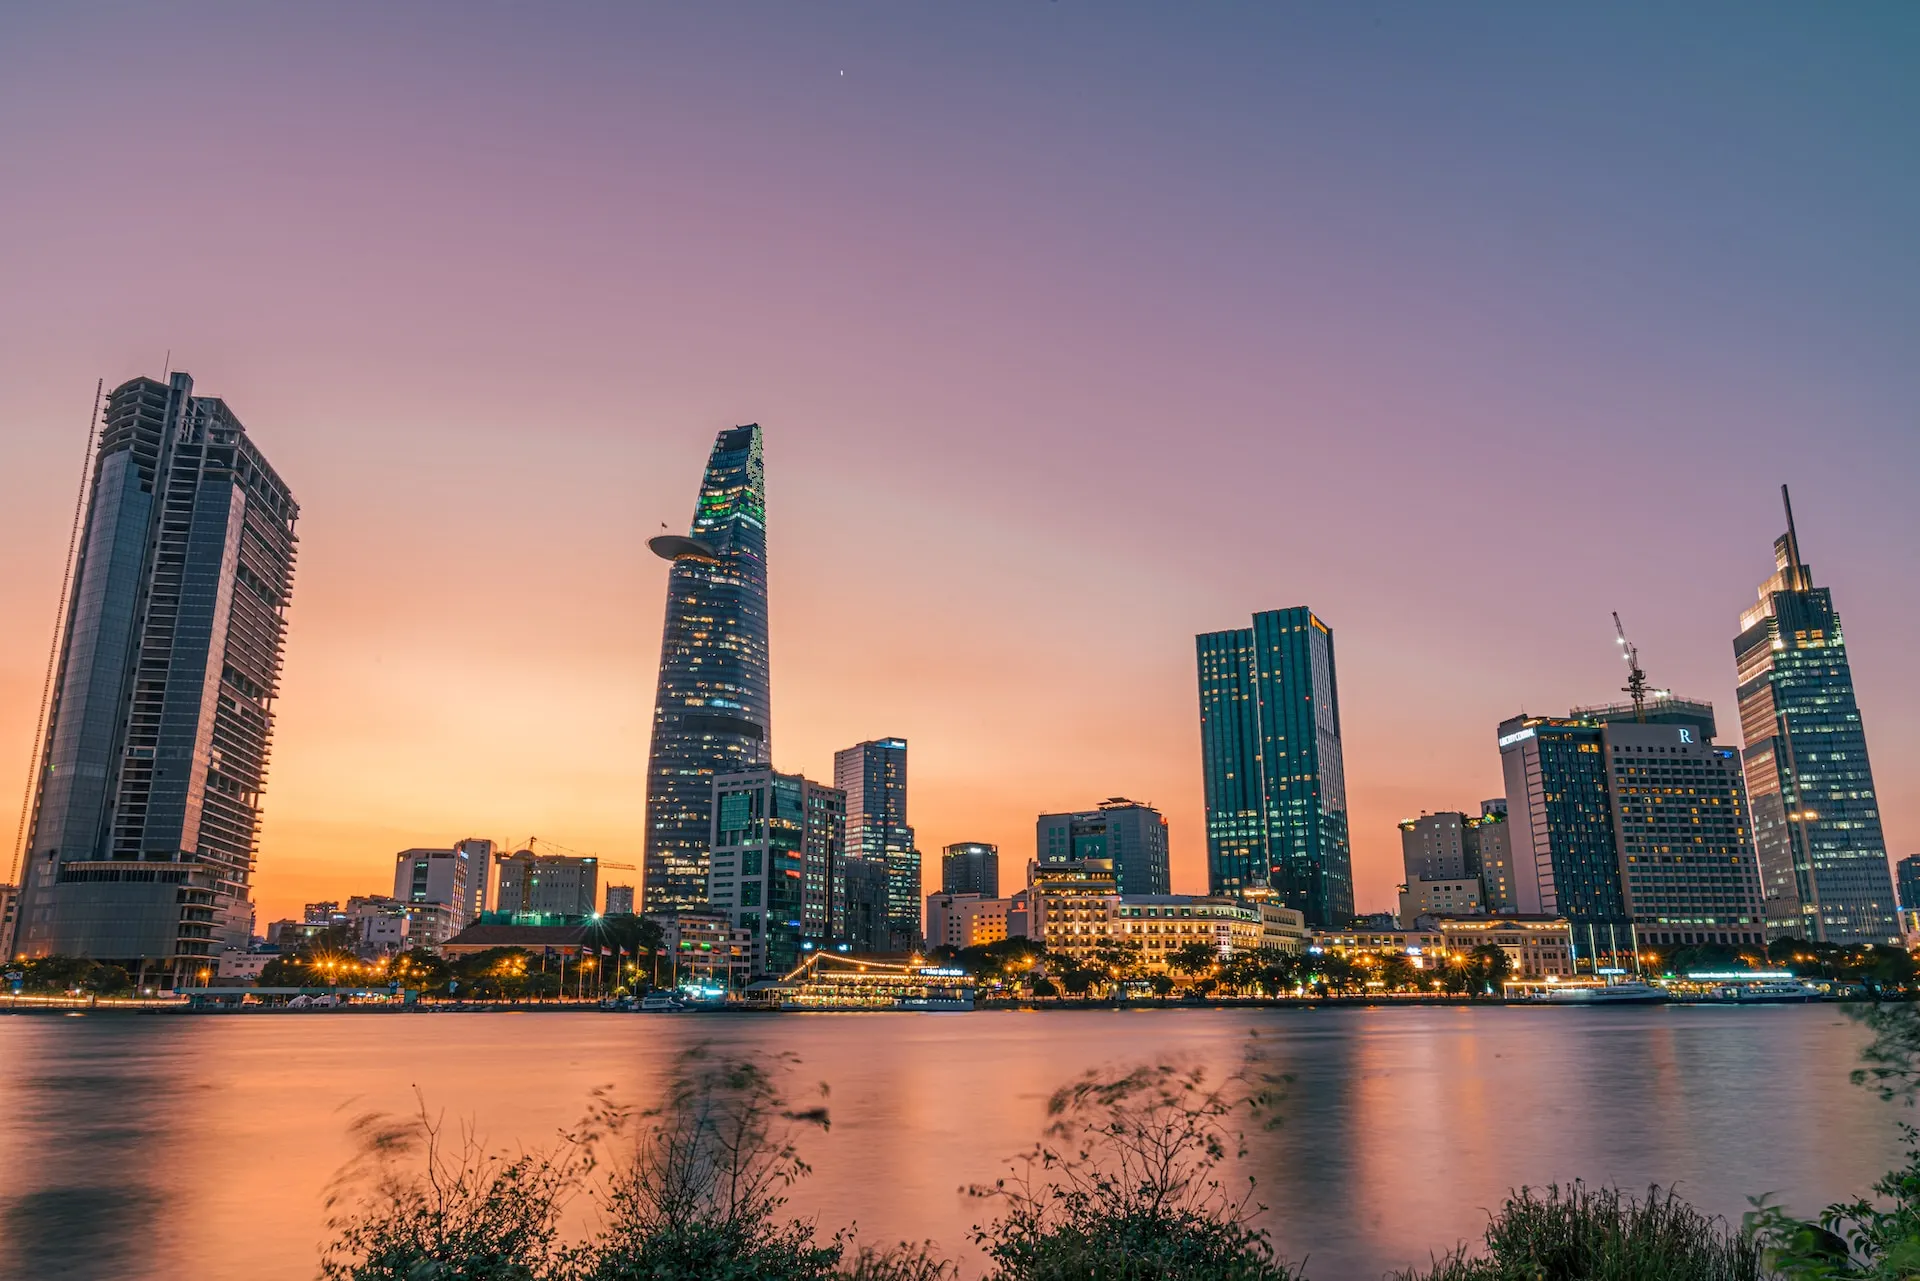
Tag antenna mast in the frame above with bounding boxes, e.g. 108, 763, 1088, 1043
1613, 611, 1650, 722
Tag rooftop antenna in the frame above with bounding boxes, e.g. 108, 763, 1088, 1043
1781, 484, 1805, 589
1613, 611, 1650, 722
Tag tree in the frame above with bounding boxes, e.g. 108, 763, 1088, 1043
387, 948, 451, 993
1257, 951, 1299, 997
1218, 952, 1264, 996
1168, 942, 1220, 983
1147, 973, 1175, 1001
1377, 953, 1416, 992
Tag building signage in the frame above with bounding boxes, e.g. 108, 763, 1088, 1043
1497, 728, 1536, 748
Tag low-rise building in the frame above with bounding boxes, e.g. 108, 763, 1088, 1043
605, 884, 635, 916
1026, 859, 1120, 965
495, 850, 599, 918
1312, 925, 1447, 964
440, 922, 590, 960
1434, 915, 1576, 978
216, 949, 275, 981
1257, 902, 1310, 953
649, 909, 755, 990
1113, 896, 1261, 968
345, 895, 412, 956
926, 893, 1012, 950
1399, 876, 1484, 926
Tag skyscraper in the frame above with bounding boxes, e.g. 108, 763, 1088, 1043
1195, 607, 1353, 926
643, 425, 771, 914
12, 374, 299, 984
941, 841, 1000, 897
1499, 699, 1767, 962
708, 768, 843, 976
1036, 799, 1170, 896
1733, 488, 1898, 944
835, 738, 918, 946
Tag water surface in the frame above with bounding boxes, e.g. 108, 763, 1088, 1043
0, 1005, 1897, 1279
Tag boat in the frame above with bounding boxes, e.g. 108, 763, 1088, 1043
1538, 980, 1669, 1005
638, 992, 687, 1012
1716, 980, 1821, 1004
893, 995, 974, 1012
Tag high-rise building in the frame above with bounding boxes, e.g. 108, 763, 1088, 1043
643, 425, 771, 914
1500, 698, 1768, 961
11, 374, 299, 984
1733, 489, 1899, 945
394, 845, 483, 930
1397, 811, 1486, 927
835, 738, 919, 947
455, 837, 494, 923
495, 850, 599, 918
1468, 801, 1517, 913
1897, 856, 1920, 913
1498, 714, 1628, 963
1591, 705, 1765, 948
605, 884, 635, 916
840, 858, 891, 953
1400, 813, 1472, 881
0, 884, 19, 961
708, 768, 843, 976
1036, 799, 1170, 896
941, 842, 1000, 897
1196, 607, 1353, 926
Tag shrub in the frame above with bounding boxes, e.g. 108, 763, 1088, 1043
968, 1040, 1296, 1281
319, 1102, 587, 1281
1747, 1002, 1920, 1279
1396, 1183, 1758, 1281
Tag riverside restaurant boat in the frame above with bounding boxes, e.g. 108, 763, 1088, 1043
756, 952, 976, 1011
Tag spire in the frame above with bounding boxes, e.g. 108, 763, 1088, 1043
1781, 484, 1806, 590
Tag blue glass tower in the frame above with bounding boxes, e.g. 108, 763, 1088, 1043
13, 374, 299, 983
1196, 607, 1353, 927
1734, 488, 1898, 945
643, 425, 771, 913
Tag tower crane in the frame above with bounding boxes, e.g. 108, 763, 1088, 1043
1612, 612, 1651, 722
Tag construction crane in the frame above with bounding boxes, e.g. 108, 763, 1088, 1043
525, 835, 635, 872
1612, 612, 1651, 721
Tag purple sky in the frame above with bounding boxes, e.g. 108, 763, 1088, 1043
2, 3, 1916, 920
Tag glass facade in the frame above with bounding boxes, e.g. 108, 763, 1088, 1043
1195, 607, 1353, 927
15, 374, 298, 982
642, 426, 771, 914
1036, 800, 1170, 896
834, 738, 918, 944
708, 769, 840, 977
1733, 502, 1898, 944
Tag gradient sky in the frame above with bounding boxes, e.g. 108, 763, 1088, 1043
2, 3, 1917, 926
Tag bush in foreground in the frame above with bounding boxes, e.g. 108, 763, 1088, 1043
967, 1041, 1297, 1281
1397, 1183, 1759, 1281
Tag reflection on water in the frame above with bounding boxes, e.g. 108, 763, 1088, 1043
0, 1006, 1898, 1280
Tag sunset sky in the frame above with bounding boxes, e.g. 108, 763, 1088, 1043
2, 4, 1916, 926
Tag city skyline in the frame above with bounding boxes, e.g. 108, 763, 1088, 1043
2, 6, 1917, 926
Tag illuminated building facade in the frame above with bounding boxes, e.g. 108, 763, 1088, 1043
1733, 493, 1898, 944
643, 425, 771, 913
1036, 799, 1170, 895
14, 374, 298, 984
708, 768, 842, 977
835, 738, 919, 946
1498, 714, 1631, 965
941, 841, 1000, 897
1196, 607, 1353, 926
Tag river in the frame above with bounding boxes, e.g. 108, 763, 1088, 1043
0, 1004, 1900, 1279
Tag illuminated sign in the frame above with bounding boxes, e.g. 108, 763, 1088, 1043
1686, 971, 1797, 981
1497, 728, 1536, 748
1678, 728, 1694, 744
